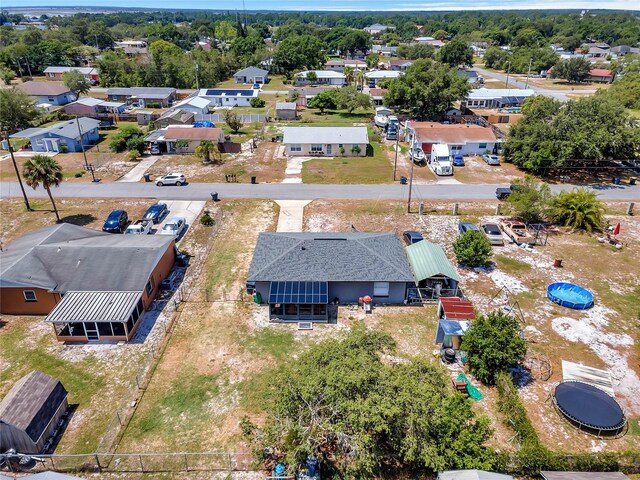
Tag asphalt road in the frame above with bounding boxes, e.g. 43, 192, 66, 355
1, 181, 638, 201
472, 67, 598, 102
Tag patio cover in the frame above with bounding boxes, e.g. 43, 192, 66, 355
46, 291, 142, 324
406, 241, 460, 283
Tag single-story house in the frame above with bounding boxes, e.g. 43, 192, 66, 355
325, 59, 367, 72
153, 125, 225, 153
541, 473, 629, 480
276, 102, 298, 120
364, 24, 395, 35
196, 88, 258, 107
10, 118, 101, 153
438, 471, 513, 480
166, 96, 210, 115
407, 122, 498, 156
106, 87, 176, 108
588, 68, 615, 83
246, 232, 415, 322
611, 45, 640, 57
415, 36, 445, 48
295, 70, 347, 86
293, 87, 327, 108
233, 66, 269, 84
0, 371, 68, 454
369, 88, 387, 106
115, 40, 147, 49
0, 223, 176, 342
365, 69, 403, 86
155, 109, 195, 129
462, 88, 536, 109
370, 44, 398, 57
458, 69, 479, 83
64, 96, 125, 116
44, 66, 99, 83
17, 81, 76, 106
282, 126, 369, 157
389, 59, 414, 71
434, 297, 475, 350
405, 240, 460, 301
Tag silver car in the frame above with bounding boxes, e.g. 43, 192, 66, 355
160, 217, 186, 237
155, 173, 186, 186
482, 154, 500, 165
481, 222, 505, 246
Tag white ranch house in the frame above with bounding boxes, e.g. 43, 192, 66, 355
283, 127, 369, 157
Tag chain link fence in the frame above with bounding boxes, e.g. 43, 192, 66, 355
96, 209, 224, 455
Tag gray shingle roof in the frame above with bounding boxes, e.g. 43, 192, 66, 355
283, 126, 369, 145
0, 223, 174, 292
17, 81, 72, 97
10, 118, 101, 141
247, 232, 414, 283
0, 371, 67, 444
234, 66, 269, 77
276, 102, 297, 110
106, 87, 176, 98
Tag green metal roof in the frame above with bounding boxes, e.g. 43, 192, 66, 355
405, 241, 460, 282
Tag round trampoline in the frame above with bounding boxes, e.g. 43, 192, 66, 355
547, 282, 594, 309
553, 381, 626, 436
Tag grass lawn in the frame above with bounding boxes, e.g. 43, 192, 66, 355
299, 109, 373, 125
302, 134, 391, 184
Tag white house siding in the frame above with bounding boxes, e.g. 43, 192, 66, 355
286, 143, 366, 157
449, 141, 497, 156
200, 95, 253, 107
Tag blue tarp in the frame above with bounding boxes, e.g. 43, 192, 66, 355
435, 319, 471, 344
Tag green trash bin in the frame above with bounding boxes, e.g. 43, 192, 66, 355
253, 291, 262, 304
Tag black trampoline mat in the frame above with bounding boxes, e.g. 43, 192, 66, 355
555, 381, 625, 429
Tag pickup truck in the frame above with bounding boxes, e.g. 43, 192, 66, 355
124, 219, 153, 235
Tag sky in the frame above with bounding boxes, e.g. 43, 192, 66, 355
5, 0, 639, 11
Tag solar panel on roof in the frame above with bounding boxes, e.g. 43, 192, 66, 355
268, 281, 328, 304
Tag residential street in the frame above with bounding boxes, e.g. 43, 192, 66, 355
472, 66, 599, 102
1, 181, 638, 201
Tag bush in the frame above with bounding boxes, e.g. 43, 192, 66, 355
506, 176, 553, 224
452, 230, 492, 267
126, 137, 146, 154
461, 310, 527, 385
552, 188, 604, 232
250, 97, 266, 108
74, 171, 85, 178
200, 210, 215, 226
109, 125, 143, 153
125, 150, 139, 162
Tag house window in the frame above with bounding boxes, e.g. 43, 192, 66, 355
310, 144, 323, 153
290, 144, 302, 152
451, 145, 463, 151
479, 143, 487, 149
48, 97, 55, 102
373, 282, 390, 297
338, 144, 344, 148
145, 278, 154, 295
23, 290, 37, 302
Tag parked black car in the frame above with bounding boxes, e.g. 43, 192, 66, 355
102, 210, 129, 233
496, 184, 522, 200
143, 203, 168, 224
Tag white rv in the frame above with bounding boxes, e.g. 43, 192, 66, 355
429, 144, 453, 176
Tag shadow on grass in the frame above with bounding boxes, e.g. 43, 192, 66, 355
61, 214, 97, 226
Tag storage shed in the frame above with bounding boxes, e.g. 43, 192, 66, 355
0, 371, 68, 454
276, 102, 298, 120
405, 241, 460, 301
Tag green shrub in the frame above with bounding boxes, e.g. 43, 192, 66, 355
200, 210, 215, 226
250, 97, 266, 108
126, 137, 146, 154
74, 171, 85, 178
552, 187, 605, 232
452, 230, 492, 267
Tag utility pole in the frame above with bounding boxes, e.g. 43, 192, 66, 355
5, 131, 31, 210
393, 124, 400, 181
75, 116, 97, 182
525, 58, 533, 89
505, 61, 511, 88
407, 148, 415, 213
194, 63, 200, 91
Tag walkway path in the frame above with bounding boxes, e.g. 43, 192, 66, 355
275, 200, 311, 232
282, 154, 308, 184
117, 157, 160, 182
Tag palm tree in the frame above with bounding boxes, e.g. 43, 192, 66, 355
22, 155, 63, 222
552, 188, 604, 232
343, 66, 355, 86
194, 140, 217, 164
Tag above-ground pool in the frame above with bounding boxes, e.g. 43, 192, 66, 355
547, 282, 594, 309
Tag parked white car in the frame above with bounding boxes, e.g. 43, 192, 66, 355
155, 173, 186, 186
160, 217, 187, 237
481, 222, 505, 246
482, 154, 500, 165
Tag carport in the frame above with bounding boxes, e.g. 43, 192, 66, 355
406, 241, 460, 302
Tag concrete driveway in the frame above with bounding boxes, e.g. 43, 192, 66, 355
155, 200, 206, 241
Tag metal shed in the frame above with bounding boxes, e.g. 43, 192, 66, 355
0, 371, 68, 454
405, 241, 460, 301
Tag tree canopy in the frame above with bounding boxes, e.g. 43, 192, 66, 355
384, 59, 470, 120
245, 326, 494, 477
551, 57, 592, 83
438, 37, 473, 67
274, 35, 326, 72
502, 95, 639, 173
63, 70, 91, 96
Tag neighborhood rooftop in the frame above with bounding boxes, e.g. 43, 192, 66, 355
163, 126, 224, 141
410, 122, 497, 144
17, 81, 72, 96
247, 232, 414, 283
283, 126, 369, 145
44, 66, 97, 74
466, 88, 536, 100
10, 118, 101, 140
234, 66, 269, 76
0, 223, 174, 292
106, 87, 176, 98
